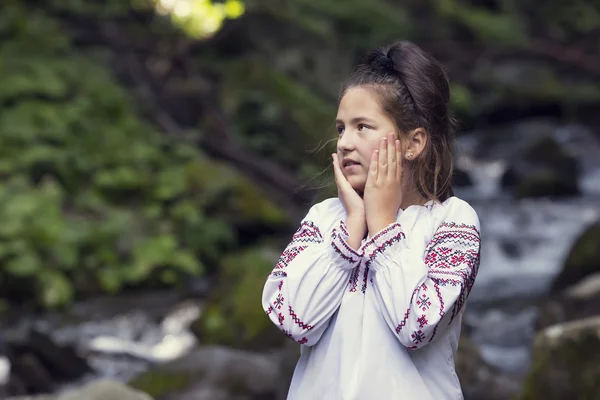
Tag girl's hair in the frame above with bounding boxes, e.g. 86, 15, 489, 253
339, 40, 456, 202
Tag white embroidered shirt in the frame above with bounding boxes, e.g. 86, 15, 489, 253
262, 196, 481, 400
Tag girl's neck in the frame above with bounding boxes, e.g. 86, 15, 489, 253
400, 183, 429, 211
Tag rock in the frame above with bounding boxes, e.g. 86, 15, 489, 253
2, 327, 92, 396
535, 221, 600, 332
455, 335, 521, 400
499, 135, 580, 198
536, 272, 600, 331
128, 345, 287, 400
514, 174, 579, 199
518, 316, 600, 400
499, 165, 519, 188
550, 221, 600, 293
452, 167, 473, 187
498, 238, 522, 259
8, 380, 153, 400
60, 380, 153, 400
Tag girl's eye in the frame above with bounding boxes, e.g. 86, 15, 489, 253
358, 124, 371, 131
336, 126, 345, 135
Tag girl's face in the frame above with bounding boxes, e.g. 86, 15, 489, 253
335, 86, 400, 193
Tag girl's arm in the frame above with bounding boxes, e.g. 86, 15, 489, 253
366, 201, 481, 349
262, 200, 362, 346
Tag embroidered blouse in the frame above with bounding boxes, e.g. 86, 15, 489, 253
262, 196, 481, 400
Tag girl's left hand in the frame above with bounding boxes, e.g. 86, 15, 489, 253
364, 132, 403, 236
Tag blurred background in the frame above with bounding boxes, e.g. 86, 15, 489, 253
0, 0, 599, 399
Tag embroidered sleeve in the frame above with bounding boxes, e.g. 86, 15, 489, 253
262, 202, 362, 346
365, 203, 481, 350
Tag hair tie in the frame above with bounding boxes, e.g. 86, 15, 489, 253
367, 53, 395, 74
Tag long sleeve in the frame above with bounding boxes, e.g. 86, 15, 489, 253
365, 201, 481, 350
262, 201, 362, 346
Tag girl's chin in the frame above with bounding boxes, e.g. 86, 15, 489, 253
346, 178, 366, 193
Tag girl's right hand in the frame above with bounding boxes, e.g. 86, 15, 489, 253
332, 154, 366, 249
332, 154, 365, 218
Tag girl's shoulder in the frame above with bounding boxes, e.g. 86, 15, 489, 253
434, 196, 479, 227
303, 197, 345, 222
400, 196, 480, 237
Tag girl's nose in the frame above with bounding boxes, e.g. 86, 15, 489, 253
337, 132, 356, 152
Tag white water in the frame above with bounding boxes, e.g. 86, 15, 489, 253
454, 121, 600, 376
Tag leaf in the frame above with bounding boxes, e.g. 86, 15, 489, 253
5, 252, 40, 277
38, 269, 73, 308
97, 267, 125, 294
169, 249, 202, 275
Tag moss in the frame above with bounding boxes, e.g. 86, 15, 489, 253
551, 222, 600, 292
190, 247, 287, 350
128, 370, 194, 398
519, 328, 600, 400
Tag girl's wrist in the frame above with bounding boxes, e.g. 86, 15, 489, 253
367, 214, 397, 237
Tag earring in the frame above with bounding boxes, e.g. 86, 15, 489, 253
406, 153, 413, 159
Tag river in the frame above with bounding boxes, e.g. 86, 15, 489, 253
2, 117, 599, 397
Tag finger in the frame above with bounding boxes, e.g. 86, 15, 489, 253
367, 149, 378, 187
378, 136, 387, 182
332, 153, 354, 191
395, 140, 402, 180
388, 133, 396, 180
332, 154, 343, 187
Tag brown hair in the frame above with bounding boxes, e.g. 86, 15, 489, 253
339, 40, 456, 202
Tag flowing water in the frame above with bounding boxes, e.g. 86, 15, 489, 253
455, 119, 600, 377
2, 118, 599, 394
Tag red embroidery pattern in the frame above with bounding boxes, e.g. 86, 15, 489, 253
426, 222, 480, 321
392, 221, 480, 348
417, 293, 432, 311
274, 293, 285, 310
361, 265, 369, 294
348, 266, 361, 292
289, 305, 313, 331
332, 221, 361, 264
363, 223, 406, 268
271, 221, 323, 277
396, 285, 420, 333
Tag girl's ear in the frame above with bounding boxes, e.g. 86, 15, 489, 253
404, 128, 427, 160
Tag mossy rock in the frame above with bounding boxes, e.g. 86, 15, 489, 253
504, 136, 580, 198
190, 247, 287, 350
521, 137, 577, 174
515, 172, 580, 199
551, 221, 600, 293
519, 317, 600, 400
128, 346, 281, 400
128, 370, 195, 399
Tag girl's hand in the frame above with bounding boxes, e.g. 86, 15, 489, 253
332, 154, 366, 249
332, 154, 365, 218
364, 133, 403, 236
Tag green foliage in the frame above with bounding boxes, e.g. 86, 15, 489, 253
0, 4, 287, 308
436, 0, 529, 46
190, 246, 286, 350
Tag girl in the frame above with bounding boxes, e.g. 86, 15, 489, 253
262, 40, 481, 399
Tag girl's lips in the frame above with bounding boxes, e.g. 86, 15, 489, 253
343, 163, 361, 172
